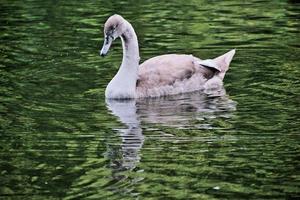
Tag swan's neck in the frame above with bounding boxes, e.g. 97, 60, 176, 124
121, 23, 140, 68
106, 22, 140, 99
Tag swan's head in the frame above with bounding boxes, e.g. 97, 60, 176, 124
100, 14, 126, 56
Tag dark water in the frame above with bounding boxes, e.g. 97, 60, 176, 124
1, 0, 300, 199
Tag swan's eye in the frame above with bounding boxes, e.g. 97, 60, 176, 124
105, 27, 114, 35
107, 25, 116, 34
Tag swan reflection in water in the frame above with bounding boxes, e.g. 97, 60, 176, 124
106, 99, 144, 171
105, 89, 236, 171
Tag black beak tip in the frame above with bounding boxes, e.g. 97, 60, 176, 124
100, 51, 106, 57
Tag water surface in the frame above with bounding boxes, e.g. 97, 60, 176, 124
1, 0, 300, 199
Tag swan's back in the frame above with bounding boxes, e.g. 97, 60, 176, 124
136, 54, 215, 98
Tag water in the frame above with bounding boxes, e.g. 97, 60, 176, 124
1, 0, 299, 199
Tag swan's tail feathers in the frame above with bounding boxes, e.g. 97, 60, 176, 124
197, 49, 236, 80
213, 49, 236, 80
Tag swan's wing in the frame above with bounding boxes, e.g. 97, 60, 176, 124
137, 54, 213, 89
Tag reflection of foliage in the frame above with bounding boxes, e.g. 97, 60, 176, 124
0, 0, 300, 199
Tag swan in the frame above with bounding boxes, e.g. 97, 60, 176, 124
100, 14, 236, 99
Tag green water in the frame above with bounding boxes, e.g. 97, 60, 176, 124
1, 0, 300, 199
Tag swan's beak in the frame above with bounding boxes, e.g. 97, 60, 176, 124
100, 35, 113, 57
